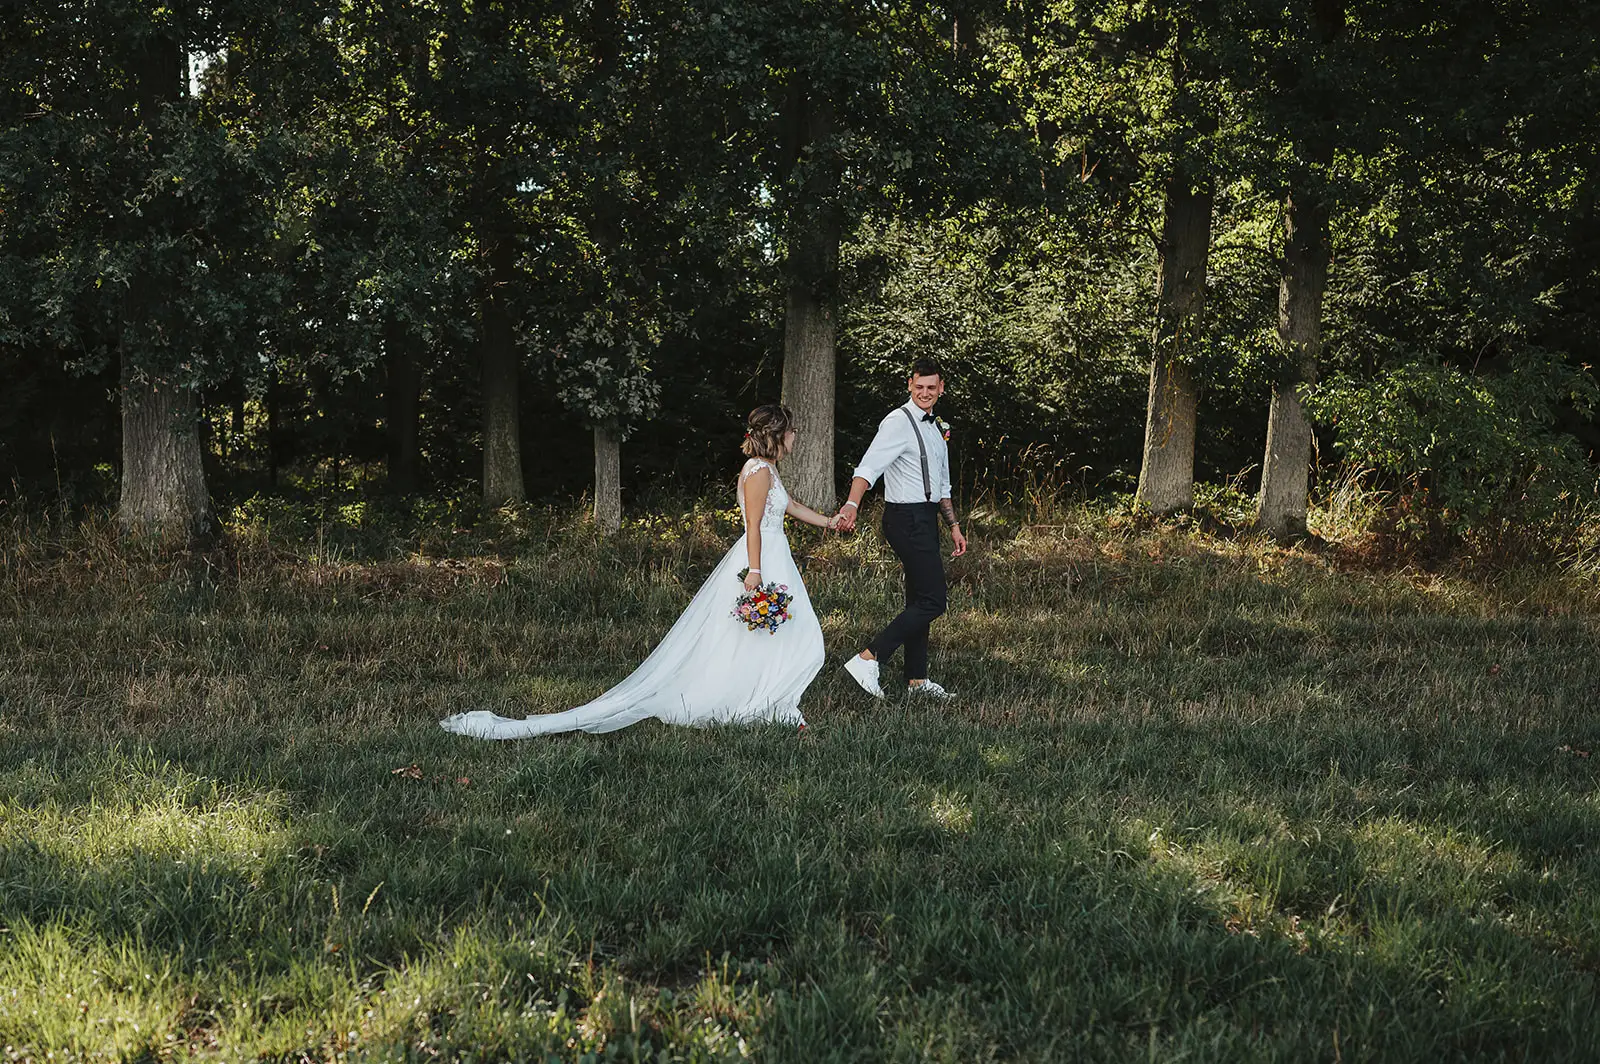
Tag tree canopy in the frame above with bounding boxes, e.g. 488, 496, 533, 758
2, 0, 1596, 552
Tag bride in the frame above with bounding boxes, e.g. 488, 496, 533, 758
439, 404, 833, 738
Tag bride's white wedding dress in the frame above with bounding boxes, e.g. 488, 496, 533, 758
439, 459, 825, 738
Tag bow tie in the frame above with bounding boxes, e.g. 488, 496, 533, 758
920, 413, 936, 423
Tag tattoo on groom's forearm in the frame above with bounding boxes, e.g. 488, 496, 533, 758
939, 500, 959, 527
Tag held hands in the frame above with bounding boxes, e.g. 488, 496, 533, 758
825, 501, 965, 553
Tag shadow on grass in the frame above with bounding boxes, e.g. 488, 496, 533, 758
3, 690, 1599, 1060
5, 517, 1600, 1058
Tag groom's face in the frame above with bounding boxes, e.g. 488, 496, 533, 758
908, 373, 944, 412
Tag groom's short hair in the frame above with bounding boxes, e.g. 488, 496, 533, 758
908, 357, 944, 381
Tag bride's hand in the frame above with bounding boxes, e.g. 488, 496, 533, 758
743, 569, 762, 591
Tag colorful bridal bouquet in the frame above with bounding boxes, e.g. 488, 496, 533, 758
733, 569, 793, 633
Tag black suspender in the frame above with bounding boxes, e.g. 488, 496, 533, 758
899, 406, 933, 502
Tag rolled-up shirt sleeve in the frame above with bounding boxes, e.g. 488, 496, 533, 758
940, 457, 952, 502
852, 413, 908, 488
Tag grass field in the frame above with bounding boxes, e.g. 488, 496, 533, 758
2, 499, 1598, 1062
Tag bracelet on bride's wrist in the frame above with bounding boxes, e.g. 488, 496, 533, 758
841, 500, 858, 509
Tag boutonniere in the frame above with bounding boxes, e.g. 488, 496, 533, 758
935, 417, 951, 442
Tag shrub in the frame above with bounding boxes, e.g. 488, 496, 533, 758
1309, 354, 1598, 555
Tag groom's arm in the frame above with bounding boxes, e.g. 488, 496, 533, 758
835, 477, 871, 532
837, 415, 905, 530
940, 496, 968, 557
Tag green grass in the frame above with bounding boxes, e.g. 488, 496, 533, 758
2, 500, 1598, 1061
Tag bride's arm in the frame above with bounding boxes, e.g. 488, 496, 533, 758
741, 468, 770, 589
785, 497, 836, 529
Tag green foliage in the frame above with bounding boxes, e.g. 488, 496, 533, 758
548, 297, 666, 435
0, 3, 307, 388
1, 0, 1598, 555
842, 209, 1151, 488
1310, 355, 1599, 548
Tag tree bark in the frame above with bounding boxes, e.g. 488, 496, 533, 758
480, 231, 524, 507
119, 362, 212, 542
1135, 172, 1212, 514
781, 259, 839, 510
1256, 0, 1343, 541
593, 424, 622, 534
778, 80, 841, 510
384, 318, 422, 494
1256, 183, 1331, 540
117, 31, 209, 543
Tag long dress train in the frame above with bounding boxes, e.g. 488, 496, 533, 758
439, 458, 825, 738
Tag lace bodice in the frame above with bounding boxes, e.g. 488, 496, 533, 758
738, 459, 789, 534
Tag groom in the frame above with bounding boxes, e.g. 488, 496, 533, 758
834, 357, 968, 700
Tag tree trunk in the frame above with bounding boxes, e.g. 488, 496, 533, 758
1256, 184, 1331, 541
781, 263, 839, 510
778, 80, 841, 510
384, 319, 422, 494
593, 424, 622, 534
1135, 173, 1212, 514
1256, 0, 1343, 541
118, 32, 208, 542
480, 232, 524, 507
118, 361, 212, 542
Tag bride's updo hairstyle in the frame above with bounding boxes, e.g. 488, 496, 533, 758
741, 403, 796, 461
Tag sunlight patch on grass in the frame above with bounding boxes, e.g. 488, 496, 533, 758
979, 744, 1019, 769
1354, 817, 1523, 908
1042, 658, 1097, 685
336, 924, 764, 1061
926, 790, 974, 834
0, 755, 290, 876
1137, 814, 1334, 952
0, 881, 768, 1060
0, 924, 187, 1061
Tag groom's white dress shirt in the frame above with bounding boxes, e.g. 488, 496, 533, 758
853, 400, 952, 503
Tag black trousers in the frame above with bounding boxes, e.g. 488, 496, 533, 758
866, 502, 947, 683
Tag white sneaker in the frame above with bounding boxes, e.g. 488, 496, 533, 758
843, 655, 885, 698
907, 679, 954, 700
